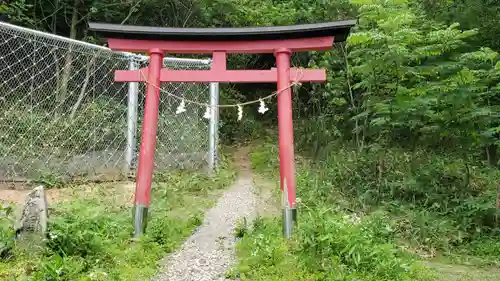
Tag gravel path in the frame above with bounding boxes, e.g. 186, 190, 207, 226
155, 150, 256, 281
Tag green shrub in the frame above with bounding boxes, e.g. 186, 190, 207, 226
248, 141, 500, 265
317, 147, 499, 245
0, 97, 126, 156
148, 214, 203, 252
46, 199, 129, 258
0, 166, 235, 280
232, 213, 432, 281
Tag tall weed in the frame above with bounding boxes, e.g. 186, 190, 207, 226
246, 140, 500, 274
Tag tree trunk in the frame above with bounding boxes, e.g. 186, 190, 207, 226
486, 144, 498, 167
496, 183, 500, 228
486, 143, 499, 227
339, 43, 362, 152
57, 0, 80, 112
70, 54, 97, 119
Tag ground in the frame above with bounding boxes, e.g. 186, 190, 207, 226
0, 163, 235, 280
0, 181, 136, 206
1, 147, 500, 280
229, 144, 500, 281
426, 261, 500, 281
155, 146, 257, 281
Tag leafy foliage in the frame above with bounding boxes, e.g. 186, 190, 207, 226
307, 1, 499, 158
417, 0, 500, 51
244, 140, 499, 280
2, 0, 500, 278
292, 2, 500, 263
229, 144, 435, 280
0, 97, 127, 155
0, 166, 235, 280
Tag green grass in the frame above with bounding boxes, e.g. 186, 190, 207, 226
0, 166, 235, 281
227, 142, 434, 281
230, 140, 500, 281
426, 261, 500, 281
229, 215, 434, 281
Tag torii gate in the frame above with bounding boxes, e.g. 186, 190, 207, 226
89, 20, 356, 238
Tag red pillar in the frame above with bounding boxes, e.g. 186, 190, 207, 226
133, 48, 164, 237
275, 48, 297, 238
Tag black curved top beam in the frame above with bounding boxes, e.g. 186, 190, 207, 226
88, 20, 357, 42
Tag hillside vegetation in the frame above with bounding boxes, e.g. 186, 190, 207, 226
1, 0, 499, 280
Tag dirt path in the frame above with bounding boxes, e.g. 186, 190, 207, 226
0, 182, 136, 207
425, 261, 500, 281
155, 147, 258, 281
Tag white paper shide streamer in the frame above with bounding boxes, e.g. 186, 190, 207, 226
176, 99, 186, 114
203, 105, 212, 119
237, 105, 243, 121
172, 92, 277, 121
258, 98, 268, 114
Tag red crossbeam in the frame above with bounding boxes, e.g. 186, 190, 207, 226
115, 68, 326, 83
106, 37, 334, 54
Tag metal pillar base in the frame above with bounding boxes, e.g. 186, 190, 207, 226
132, 204, 149, 237
282, 207, 297, 238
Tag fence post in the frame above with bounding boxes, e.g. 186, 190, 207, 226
125, 58, 139, 173
208, 82, 220, 174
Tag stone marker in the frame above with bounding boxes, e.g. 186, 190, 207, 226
13, 186, 49, 248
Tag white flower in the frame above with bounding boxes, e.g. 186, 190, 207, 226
347, 214, 361, 224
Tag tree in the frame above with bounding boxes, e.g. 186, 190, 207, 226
304, 0, 499, 164
417, 0, 500, 51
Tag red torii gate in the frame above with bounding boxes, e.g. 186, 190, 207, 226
89, 20, 356, 238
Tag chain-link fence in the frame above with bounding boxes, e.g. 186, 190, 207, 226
0, 21, 217, 187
